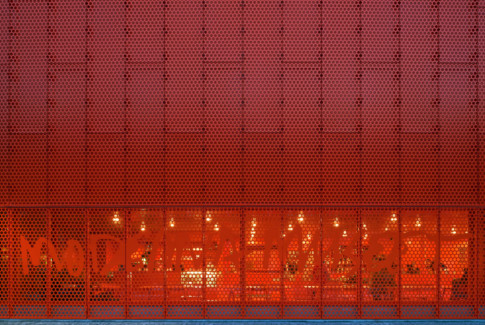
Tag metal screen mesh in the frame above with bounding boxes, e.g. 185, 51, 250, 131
1, 0, 485, 320
1, 208, 484, 319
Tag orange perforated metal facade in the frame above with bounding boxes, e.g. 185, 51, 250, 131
0, 0, 485, 320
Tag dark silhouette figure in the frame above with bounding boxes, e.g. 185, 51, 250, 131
370, 267, 397, 301
451, 268, 468, 301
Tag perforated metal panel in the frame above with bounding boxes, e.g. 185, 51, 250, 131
1, 208, 483, 319
1, 0, 485, 320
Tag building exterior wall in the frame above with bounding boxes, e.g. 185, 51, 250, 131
0, 0, 485, 320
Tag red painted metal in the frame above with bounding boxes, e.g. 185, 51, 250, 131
0, 207, 483, 319
1, 0, 485, 319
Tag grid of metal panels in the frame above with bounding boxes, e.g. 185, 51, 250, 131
1, 0, 485, 320
0, 0, 484, 207
0, 207, 483, 319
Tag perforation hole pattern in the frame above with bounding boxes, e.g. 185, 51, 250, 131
1, 0, 485, 320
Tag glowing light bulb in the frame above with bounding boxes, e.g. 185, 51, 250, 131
298, 211, 304, 222
364, 233, 368, 239
451, 226, 456, 235
112, 211, 120, 224
214, 223, 219, 231
385, 227, 389, 232
140, 221, 146, 232
333, 217, 340, 227
206, 211, 212, 222
415, 217, 422, 228
169, 218, 175, 228
342, 230, 348, 237
391, 213, 397, 222
288, 223, 293, 231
